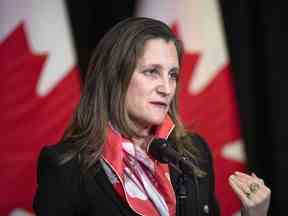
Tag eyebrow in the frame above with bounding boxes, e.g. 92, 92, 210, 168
138, 63, 179, 71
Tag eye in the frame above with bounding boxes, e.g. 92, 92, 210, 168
143, 68, 159, 76
169, 71, 179, 81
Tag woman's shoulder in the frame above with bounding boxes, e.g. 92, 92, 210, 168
188, 133, 212, 155
36, 143, 81, 177
37, 143, 66, 163
34, 143, 89, 215
36, 142, 103, 178
38, 143, 64, 158
183, 133, 214, 169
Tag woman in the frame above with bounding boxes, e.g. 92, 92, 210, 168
33, 17, 270, 216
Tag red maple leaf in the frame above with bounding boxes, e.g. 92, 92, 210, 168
0, 23, 81, 215
172, 24, 246, 215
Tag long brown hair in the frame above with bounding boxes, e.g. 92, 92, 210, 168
59, 17, 202, 175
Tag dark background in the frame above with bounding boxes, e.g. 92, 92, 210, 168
65, 1, 288, 214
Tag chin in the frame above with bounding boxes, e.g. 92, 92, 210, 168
149, 117, 166, 126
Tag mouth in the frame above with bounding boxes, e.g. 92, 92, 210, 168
150, 101, 168, 109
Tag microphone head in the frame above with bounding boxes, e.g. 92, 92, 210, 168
148, 138, 195, 174
148, 138, 169, 163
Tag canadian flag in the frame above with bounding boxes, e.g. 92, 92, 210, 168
0, 1, 80, 215
136, 0, 246, 215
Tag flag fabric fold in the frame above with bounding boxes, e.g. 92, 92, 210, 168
0, 1, 80, 215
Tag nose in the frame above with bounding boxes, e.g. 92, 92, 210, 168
157, 76, 173, 97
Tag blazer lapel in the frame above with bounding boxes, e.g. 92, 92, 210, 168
93, 163, 136, 216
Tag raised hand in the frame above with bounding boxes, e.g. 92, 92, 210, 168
229, 171, 271, 216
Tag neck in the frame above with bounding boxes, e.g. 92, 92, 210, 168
131, 124, 154, 149
132, 135, 153, 149
127, 118, 157, 148
128, 118, 153, 136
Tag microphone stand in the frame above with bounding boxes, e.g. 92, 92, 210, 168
177, 164, 187, 216
168, 162, 187, 216
168, 157, 200, 216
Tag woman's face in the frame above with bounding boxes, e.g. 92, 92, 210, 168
125, 38, 179, 132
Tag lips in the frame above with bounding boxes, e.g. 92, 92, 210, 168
150, 101, 168, 108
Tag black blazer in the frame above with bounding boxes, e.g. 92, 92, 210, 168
33, 134, 220, 216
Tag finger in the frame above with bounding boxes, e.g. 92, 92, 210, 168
230, 174, 252, 195
245, 183, 271, 206
252, 172, 265, 185
235, 171, 254, 181
231, 173, 271, 210
235, 171, 264, 186
234, 172, 256, 186
246, 182, 270, 205
229, 175, 252, 206
256, 185, 271, 199
247, 188, 270, 208
236, 171, 264, 184
230, 174, 264, 205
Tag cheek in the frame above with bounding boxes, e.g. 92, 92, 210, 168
127, 77, 148, 98
126, 82, 146, 108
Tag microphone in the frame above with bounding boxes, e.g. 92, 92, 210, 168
148, 138, 201, 216
148, 138, 195, 173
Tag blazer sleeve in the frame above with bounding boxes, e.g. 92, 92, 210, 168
192, 134, 220, 216
33, 146, 83, 216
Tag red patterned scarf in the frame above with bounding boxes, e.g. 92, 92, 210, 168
101, 116, 176, 216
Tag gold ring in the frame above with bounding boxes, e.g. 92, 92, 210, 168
249, 182, 260, 193
245, 191, 251, 199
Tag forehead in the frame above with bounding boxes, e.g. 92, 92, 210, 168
137, 38, 179, 66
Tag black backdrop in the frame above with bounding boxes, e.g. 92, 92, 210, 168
219, 1, 288, 214
65, 0, 288, 214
